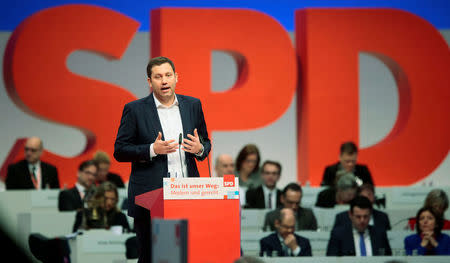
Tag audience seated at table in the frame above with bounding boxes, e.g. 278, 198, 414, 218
407, 189, 450, 230
316, 172, 358, 208
235, 144, 262, 190
326, 196, 392, 256
260, 208, 312, 257
58, 160, 97, 211
93, 150, 125, 188
73, 181, 130, 233
332, 183, 391, 231
263, 182, 317, 231
404, 206, 450, 255
245, 160, 282, 209
321, 141, 373, 187
6, 137, 59, 190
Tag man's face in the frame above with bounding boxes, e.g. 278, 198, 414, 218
339, 188, 357, 204
275, 212, 296, 239
104, 190, 118, 212
78, 165, 97, 188
339, 152, 357, 172
281, 189, 301, 211
349, 206, 371, 232
24, 138, 43, 164
215, 155, 235, 177
147, 62, 178, 104
261, 163, 280, 189
97, 162, 110, 182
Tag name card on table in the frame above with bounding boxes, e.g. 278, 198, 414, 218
31, 189, 60, 207
82, 230, 133, 253
163, 176, 239, 200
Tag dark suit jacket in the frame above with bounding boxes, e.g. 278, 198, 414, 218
96, 172, 125, 188
333, 209, 391, 231
114, 93, 211, 218
263, 207, 318, 231
6, 159, 59, 190
58, 187, 83, 211
245, 186, 282, 209
315, 187, 337, 208
260, 232, 312, 257
326, 225, 392, 256
321, 162, 373, 186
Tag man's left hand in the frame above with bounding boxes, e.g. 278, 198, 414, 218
182, 128, 203, 154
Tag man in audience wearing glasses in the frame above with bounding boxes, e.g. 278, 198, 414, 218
260, 208, 312, 257
6, 137, 59, 190
263, 183, 317, 231
245, 160, 283, 209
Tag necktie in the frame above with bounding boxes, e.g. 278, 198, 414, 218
31, 165, 36, 180
268, 192, 272, 209
359, 232, 366, 256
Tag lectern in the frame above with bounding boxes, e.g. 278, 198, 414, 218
135, 175, 241, 263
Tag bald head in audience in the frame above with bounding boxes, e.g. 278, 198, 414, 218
214, 154, 234, 177
24, 137, 43, 164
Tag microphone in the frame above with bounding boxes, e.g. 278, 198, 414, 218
199, 135, 212, 178
178, 133, 185, 178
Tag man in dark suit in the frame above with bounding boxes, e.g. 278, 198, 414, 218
6, 137, 59, 190
332, 183, 391, 231
321, 141, 373, 187
263, 183, 317, 231
260, 208, 312, 257
114, 56, 211, 263
245, 160, 282, 209
316, 172, 358, 208
326, 196, 392, 256
58, 160, 97, 211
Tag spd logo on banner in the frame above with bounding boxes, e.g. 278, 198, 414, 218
223, 174, 235, 187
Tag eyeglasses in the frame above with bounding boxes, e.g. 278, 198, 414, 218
263, 171, 280, 175
24, 147, 40, 153
279, 223, 295, 230
82, 170, 96, 176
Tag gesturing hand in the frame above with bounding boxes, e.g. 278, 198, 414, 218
153, 132, 178, 155
182, 128, 203, 154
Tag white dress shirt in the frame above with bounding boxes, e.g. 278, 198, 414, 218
352, 228, 373, 256
150, 95, 187, 178
262, 185, 277, 209
28, 161, 42, 190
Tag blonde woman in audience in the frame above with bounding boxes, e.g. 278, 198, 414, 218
93, 151, 125, 188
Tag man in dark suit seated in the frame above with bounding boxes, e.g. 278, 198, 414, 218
58, 160, 97, 211
260, 208, 312, 257
245, 160, 283, 209
326, 196, 392, 256
263, 183, 317, 231
6, 137, 59, 190
332, 183, 391, 231
321, 141, 373, 187
93, 150, 125, 188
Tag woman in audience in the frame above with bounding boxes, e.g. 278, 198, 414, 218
408, 189, 450, 230
235, 144, 262, 189
404, 207, 450, 255
73, 182, 130, 233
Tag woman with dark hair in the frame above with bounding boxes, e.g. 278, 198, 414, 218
404, 207, 450, 255
235, 144, 262, 189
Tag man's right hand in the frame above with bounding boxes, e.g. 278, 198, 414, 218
153, 132, 178, 155
284, 234, 299, 251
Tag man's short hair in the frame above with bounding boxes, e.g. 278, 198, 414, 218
336, 172, 358, 191
282, 183, 302, 196
350, 195, 373, 213
78, 160, 97, 172
93, 151, 111, 165
261, 160, 282, 175
340, 141, 358, 155
357, 183, 375, 195
146, 56, 176, 78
